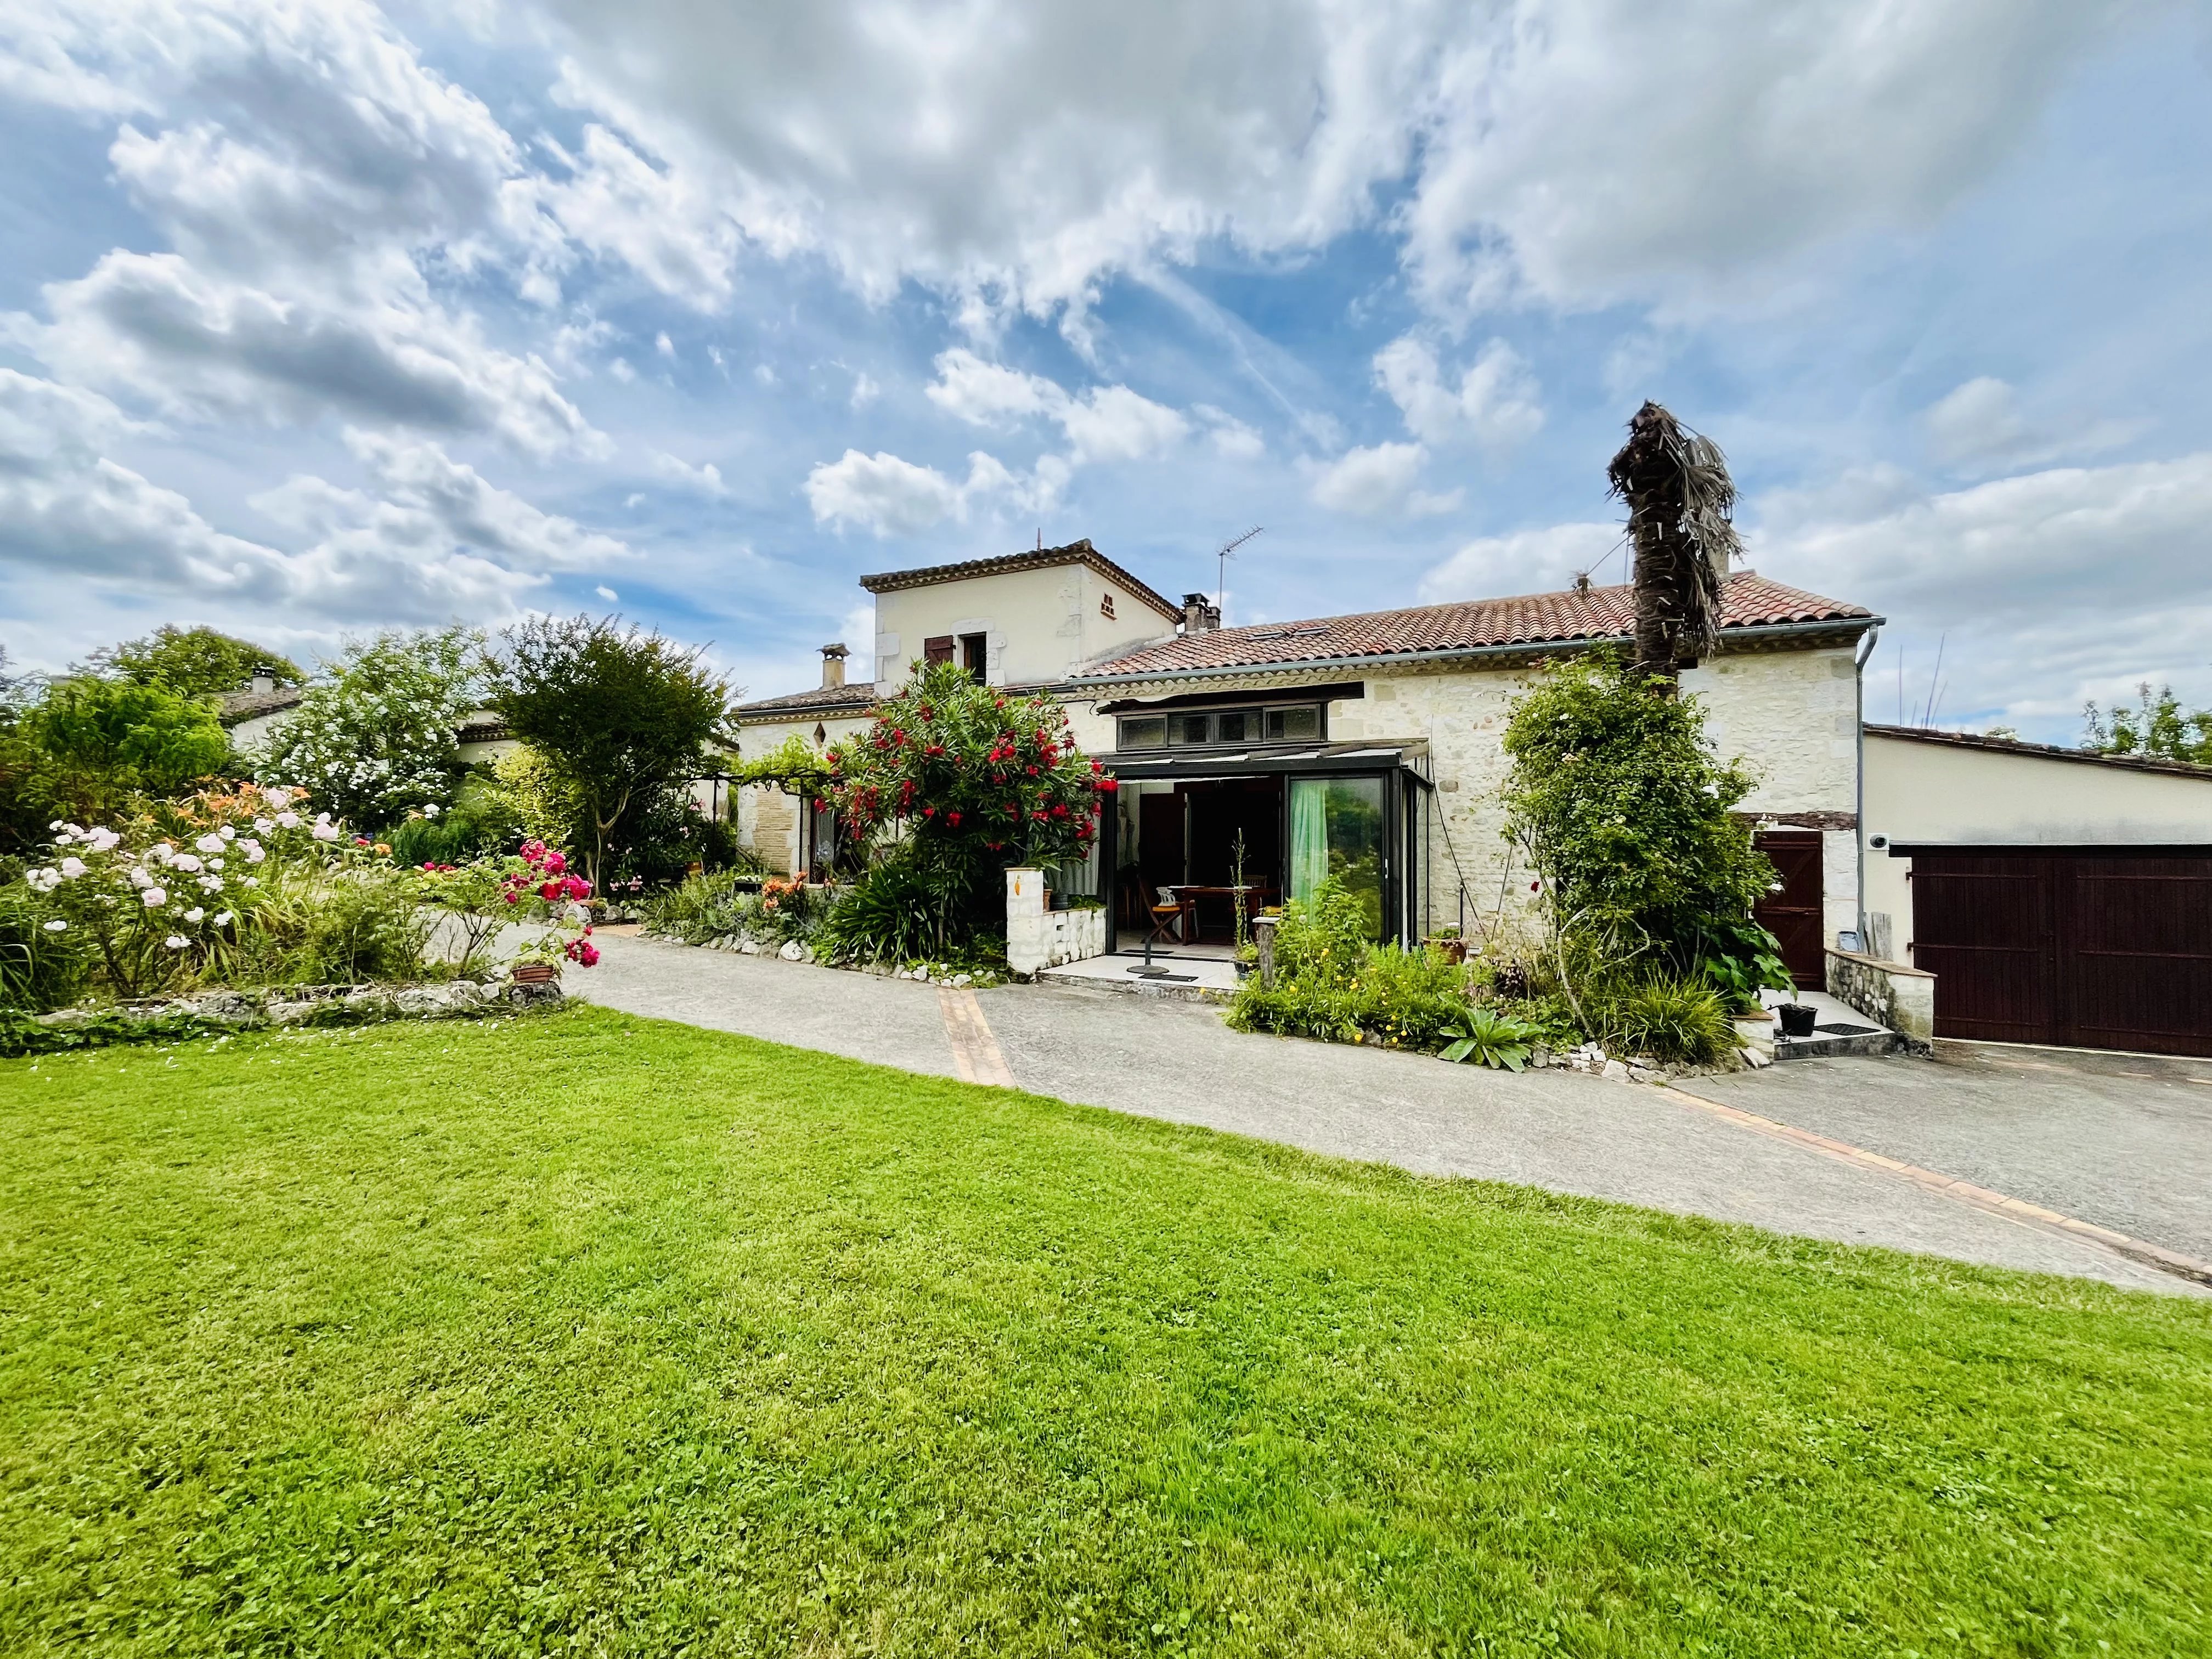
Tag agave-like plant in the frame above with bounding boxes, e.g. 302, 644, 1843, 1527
1439, 1005, 1540, 1070
1606, 400, 1743, 691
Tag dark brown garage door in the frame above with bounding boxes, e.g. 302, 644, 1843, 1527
1910, 851, 2212, 1056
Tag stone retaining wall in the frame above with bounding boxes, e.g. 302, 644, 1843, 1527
1005, 868, 1108, 977
1824, 947, 1935, 1052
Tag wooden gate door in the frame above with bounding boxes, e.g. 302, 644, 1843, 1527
1753, 831, 1825, 988
2058, 855, 2212, 1056
1910, 855, 2055, 1044
1912, 852, 2212, 1056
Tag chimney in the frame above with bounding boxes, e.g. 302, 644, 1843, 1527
251, 675, 275, 695
820, 642, 849, 689
1181, 592, 1221, 635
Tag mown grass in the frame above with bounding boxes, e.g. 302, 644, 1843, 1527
1, 1005, 2208, 1656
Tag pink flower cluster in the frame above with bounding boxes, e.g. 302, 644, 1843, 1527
501, 840, 592, 907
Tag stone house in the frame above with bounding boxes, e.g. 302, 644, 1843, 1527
730, 539, 1880, 982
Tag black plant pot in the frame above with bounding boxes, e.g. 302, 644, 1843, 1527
1777, 1003, 1819, 1038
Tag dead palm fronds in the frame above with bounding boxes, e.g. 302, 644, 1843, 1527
1606, 401, 1742, 690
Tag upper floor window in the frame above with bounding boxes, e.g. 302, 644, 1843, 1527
1116, 702, 1323, 751
923, 633, 991, 682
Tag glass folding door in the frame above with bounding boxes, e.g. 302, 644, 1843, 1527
1288, 777, 1385, 940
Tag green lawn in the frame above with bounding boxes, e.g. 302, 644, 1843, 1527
2, 1009, 2208, 1656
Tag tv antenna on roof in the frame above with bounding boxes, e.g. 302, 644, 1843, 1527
1215, 525, 1263, 626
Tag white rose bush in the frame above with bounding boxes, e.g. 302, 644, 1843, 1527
4, 784, 427, 1005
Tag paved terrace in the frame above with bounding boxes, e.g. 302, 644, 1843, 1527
569, 932, 2212, 1297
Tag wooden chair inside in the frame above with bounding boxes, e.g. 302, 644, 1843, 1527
1146, 889, 1195, 949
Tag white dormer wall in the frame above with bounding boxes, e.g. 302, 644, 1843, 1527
871, 561, 1176, 692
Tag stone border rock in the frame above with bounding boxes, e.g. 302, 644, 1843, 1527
643, 927, 1004, 989
33, 974, 562, 1040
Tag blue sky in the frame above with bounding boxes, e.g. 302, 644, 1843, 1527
2, 0, 2208, 742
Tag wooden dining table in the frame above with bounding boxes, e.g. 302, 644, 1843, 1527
1164, 884, 1274, 941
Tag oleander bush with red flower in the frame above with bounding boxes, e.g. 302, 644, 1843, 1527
816, 663, 1113, 958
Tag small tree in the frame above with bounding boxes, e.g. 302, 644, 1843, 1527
84, 625, 304, 697
254, 628, 482, 830
820, 662, 1110, 943
490, 618, 729, 889
2084, 684, 2212, 767
20, 679, 233, 824
1502, 651, 1784, 1010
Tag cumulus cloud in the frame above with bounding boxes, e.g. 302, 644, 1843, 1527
1753, 451, 2212, 723
1374, 334, 1543, 449
1419, 522, 1623, 602
1306, 441, 1458, 517
803, 448, 1062, 536
32, 251, 597, 457
1194, 404, 1264, 459
521, 0, 2139, 324
650, 452, 730, 495
7, 0, 604, 457
1920, 376, 2140, 472
923, 347, 1190, 466
0, 370, 543, 619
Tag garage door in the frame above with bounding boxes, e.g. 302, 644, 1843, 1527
1910, 851, 2212, 1056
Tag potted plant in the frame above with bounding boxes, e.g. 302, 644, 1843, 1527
1776, 1001, 1819, 1037
1426, 924, 1468, 965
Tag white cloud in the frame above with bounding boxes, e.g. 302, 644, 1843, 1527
923, 347, 1187, 465
31, 251, 600, 458
1306, 441, 1437, 517
1373, 334, 1543, 449
804, 449, 984, 536
651, 452, 729, 495
0, 369, 541, 619
522, 0, 2140, 324
1194, 404, 1264, 459
337, 429, 631, 568
850, 371, 881, 408
1419, 521, 1623, 602
597, 584, 619, 601
1753, 450, 2212, 723
1920, 375, 2139, 472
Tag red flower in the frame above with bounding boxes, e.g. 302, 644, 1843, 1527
1097, 777, 1119, 793
947, 811, 961, 826
539, 880, 561, 901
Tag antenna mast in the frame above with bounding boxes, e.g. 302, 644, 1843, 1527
1215, 525, 1263, 627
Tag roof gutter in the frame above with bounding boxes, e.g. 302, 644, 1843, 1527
1063, 614, 1883, 691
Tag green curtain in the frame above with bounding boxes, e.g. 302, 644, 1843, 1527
1289, 778, 1329, 903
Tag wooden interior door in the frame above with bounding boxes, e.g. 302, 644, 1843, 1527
1137, 791, 1186, 900
1753, 831, 1825, 988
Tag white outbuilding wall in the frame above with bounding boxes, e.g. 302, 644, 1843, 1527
1863, 729, 2212, 956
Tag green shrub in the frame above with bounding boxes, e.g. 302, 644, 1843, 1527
1601, 973, 1739, 1065
1228, 880, 1477, 1050
0, 886, 87, 1012
386, 774, 523, 868
817, 856, 947, 965
642, 869, 755, 945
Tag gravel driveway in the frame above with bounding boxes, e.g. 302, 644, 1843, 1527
569, 933, 2207, 1296
1682, 1041, 2212, 1266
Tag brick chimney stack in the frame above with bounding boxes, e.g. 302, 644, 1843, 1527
820, 642, 848, 688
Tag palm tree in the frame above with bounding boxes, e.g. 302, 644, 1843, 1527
1606, 401, 1743, 692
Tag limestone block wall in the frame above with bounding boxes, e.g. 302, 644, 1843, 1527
730, 710, 873, 873
1064, 640, 1863, 953
1005, 867, 1107, 976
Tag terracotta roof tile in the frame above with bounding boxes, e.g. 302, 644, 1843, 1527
1075, 572, 1873, 680
731, 681, 882, 720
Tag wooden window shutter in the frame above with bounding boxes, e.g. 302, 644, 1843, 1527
923, 635, 954, 665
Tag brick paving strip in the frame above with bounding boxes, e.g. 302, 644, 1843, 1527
937, 986, 1015, 1087
1662, 1082, 2212, 1289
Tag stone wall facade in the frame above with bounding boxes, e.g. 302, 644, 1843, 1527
1005, 867, 1108, 976
1064, 638, 1863, 950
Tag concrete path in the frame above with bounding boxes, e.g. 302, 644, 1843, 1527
570, 934, 2205, 1296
